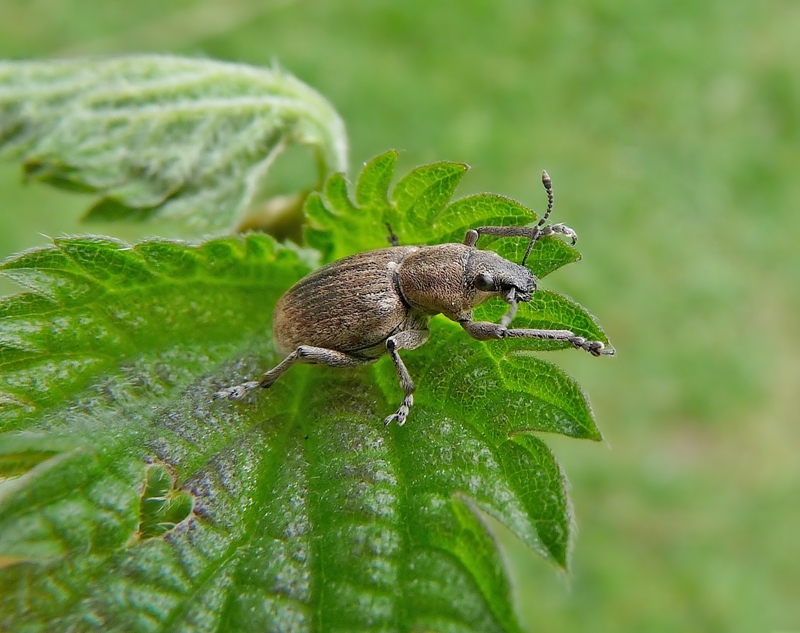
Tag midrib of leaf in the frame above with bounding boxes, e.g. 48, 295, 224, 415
157, 366, 347, 633
158, 430, 287, 633
301, 369, 401, 631
203, 363, 520, 633
229, 365, 317, 632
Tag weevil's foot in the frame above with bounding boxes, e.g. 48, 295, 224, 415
213, 386, 244, 400
544, 223, 578, 245
569, 337, 613, 357
384, 394, 413, 427
384, 408, 408, 427
213, 381, 260, 401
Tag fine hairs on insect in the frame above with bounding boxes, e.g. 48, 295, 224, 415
215, 171, 613, 426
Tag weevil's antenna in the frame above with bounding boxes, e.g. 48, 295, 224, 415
521, 170, 554, 266
539, 170, 555, 226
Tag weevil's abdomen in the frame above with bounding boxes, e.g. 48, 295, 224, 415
273, 246, 419, 358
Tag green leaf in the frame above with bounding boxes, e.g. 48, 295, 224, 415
387, 160, 469, 241
304, 150, 581, 278
0, 234, 310, 421
304, 151, 398, 261
137, 464, 193, 539
0, 55, 348, 232
0, 155, 612, 632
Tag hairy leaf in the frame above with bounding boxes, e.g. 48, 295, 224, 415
0, 55, 347, 232
0, 154, 612, 633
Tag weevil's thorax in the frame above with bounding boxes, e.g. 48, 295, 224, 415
394, 244, 470, 320
396, 243, 536, 321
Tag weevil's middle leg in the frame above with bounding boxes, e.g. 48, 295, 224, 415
383, 329, 429, 426
384, 338, 414, 427
214, 345, 371, 400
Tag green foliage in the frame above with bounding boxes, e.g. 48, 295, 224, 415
0, 55, 347, 232
2, 3, 798, 631
137, 464, 193, 540
0, 154, 611, 632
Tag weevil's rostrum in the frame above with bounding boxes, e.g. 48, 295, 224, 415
215, 171, 614, 426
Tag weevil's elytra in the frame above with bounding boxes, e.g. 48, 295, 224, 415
214, 171, 614, 426
273, 246, 422, 358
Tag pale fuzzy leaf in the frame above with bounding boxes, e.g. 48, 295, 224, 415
0, 55, 348, 232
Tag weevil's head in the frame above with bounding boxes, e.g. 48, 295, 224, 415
467, 249, 537, 304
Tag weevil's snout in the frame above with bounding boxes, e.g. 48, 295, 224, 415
469, 251, 539, 302
501, 260, 536, 301
513, 269, 536, 302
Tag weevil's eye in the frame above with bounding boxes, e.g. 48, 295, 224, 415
474, 273, 495, 292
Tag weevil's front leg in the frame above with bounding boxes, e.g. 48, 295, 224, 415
464, 226, 540, 248
383, 330, 429, 426
214, 345, 372, 400
537, 223, 577, 244
464, 224, 578, 247
464, 224, 578, 267
459, 319, 614, 357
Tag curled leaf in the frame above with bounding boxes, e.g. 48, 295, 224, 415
0, 55, 348, 232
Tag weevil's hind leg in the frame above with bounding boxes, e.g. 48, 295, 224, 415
213, 345, 372, 401
383, 330, 429, 426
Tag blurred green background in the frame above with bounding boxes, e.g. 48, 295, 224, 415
1, 1, 798, 631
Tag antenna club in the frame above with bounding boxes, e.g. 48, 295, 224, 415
541, 170, 552, 189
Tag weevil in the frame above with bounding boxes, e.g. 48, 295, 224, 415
215, 171, 613, 426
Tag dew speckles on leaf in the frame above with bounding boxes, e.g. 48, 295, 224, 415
2, 357, 104, 394
349, 523, 402, 559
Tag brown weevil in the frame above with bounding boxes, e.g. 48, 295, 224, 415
215, 171, 613, 426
